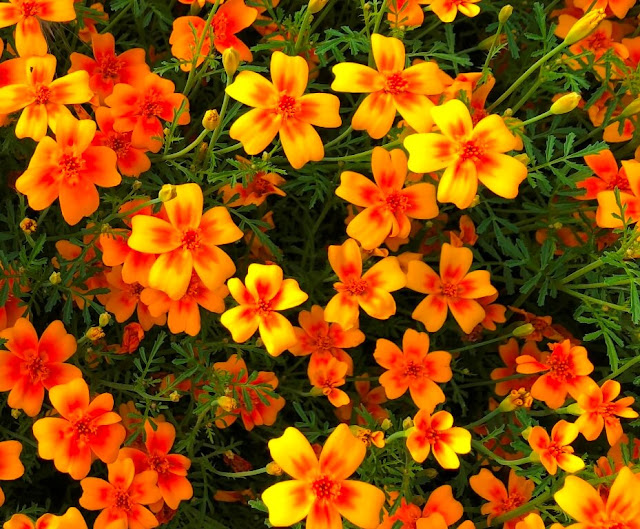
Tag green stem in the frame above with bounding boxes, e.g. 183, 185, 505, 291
183, 3, 220, 96
559, 287, 629, 312
324, 126, 353, 150
601, 355, 640, 382
158, 128, 209, 161
472, 440, 531, 467
386, 430, 411, 443
493, 491, 553, 525
322, 139, 402, 162
102, 3, 132, 34
449, 331, 516, 353
294, 7, 313, 54
209, 76, 234, 153
211, 466, 269, 478
465, 407, 502, 429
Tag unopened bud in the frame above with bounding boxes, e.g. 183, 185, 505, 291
380, 418, 392, 431
469, 195, 481, 208
20, 217, 37, 234
402, 416, 414, 430
49, 272, 61, 285
202, 109, 220, 131
169, 390, 180, 402
499, 5, 513, 23
566, 403, 584, 416
513, 323, 535, 338
424, 468, 438, 479
266, 462, 283, 476
550, 92, 581, 115
98, 312, 111, 328
217, 396, 237, 412
478, 33, 506, 50
308, 0, 329, 13
514, 153, 530, 165
619, 97, 640, 119
159, 184, 177, 202
222, 48, 240, 77
552, 221, 563, 230
521, 425, 533, 440
11, 409, 21, 419
132, 180, 142, 190
262, 151, 270, 162
563, 9, 606, 46
86, 327, 105, 342
309, 386, 325, 397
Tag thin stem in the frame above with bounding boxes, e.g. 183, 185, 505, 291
465, 407, 502, 429
211, 466, 269, 478
472, 440, 531, 467
158, 128, 209, 161
600, 354, 640, 382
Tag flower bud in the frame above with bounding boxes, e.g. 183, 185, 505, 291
513, 323, 535, 338
619, 97, 640, 119
478, 33, 507, 50
170, 391, 180, 403
159, 184, 177, 203
380, 418, 392, 430
469, 195, 481, 208
217, 396, 237, 412
49, 271, 61, 285
11, 409, 21, 419
563, 9, 606, 46
499, 388, 533, 411
20, 217, 37, 234
202, 110, 220, 131
499, 5, 513, 23
86, 327, 105, 342
98, 312, 111, 328
309, 0, 329, 14
266, 462, 283, 476
424, 468, 438, 479
514, 153, 530, 165
222, 48, 240, 77
521, 425, 533, 440
550, 92, 581, 115
566, 403, 584, 416
402, 416, 414, 430
132, 180, 142, 190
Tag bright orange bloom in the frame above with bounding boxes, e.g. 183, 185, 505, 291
119, 323, 145, 354
119, 420, 193, 510
491, 339, 543, 396
516, 339, 598, 409
220, 158, 286, 207
387, 0, 430, 27
336, 147, 438, 249
262, 424, 385, 529
406, 409, 471, 467
470, 469, 536, 529
0, 0, 76, 57
69, 32, 149, 103
573, 0, 635, 18
374, 329, 452, 410
592, 157, 640, 228
4, 507, 87, 529
555, 467, 640, 529
406, 243, 497, 333
528, 420, 584, 475
0, 55, 92, 141
574, 380, 638, 445
426, 0, 481, 22
578, 149, 634, 199
325, 238, 406, 330
0, 265, 28, 332
379, 485, 463, 529
308, 352, 350, 407
76, 2, 107, 43
128, 183, 242, 300
225, 51, 341, 169
0, 440, 24, 507
79, 458, 162, 529
0, 318, 81, 417
104, 72, 190, 153
332, 34, 444, 138
404, 99, 527, 209
221, 263, 308, 355
32, 378, 126, 480
336, 374, 389, 425
170, 0, 257, 70
14, 113, 120, 225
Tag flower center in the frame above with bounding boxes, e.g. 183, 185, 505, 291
99, 55, 122, 80
106, 132, 132, 157
72, 415, 97, 442
256, 298, 273, 314
148, 454, 170, 475
459, 140, 484, 162
24, 349, 49, 382
498, 493, 525, 515
608, 171, 631, 192
60, 153, 86, 185
140, 92, 162, 119
252, 174, 272, 196
424, 427, 440, 443
312, 335, 334, 352
385, 190, 409, 213
403, 360, 424, 379
384, 72, 408, 95
34, 85, 51, 105
186, 274, 201, 298
277, 94, 298, 118
114, 487, 133, 511
20, 0, 39, 17
311, 475, 341, 501
441, 282, 458, 297
128, 282, 144, 298
181, 229, 201, 250
547, 354, 572, 382
586, 30, 609, 51
212, 13, 229, 40
343, 278, 368, 297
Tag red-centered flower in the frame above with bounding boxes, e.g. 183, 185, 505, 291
308, 352, 350, 407
528, 420, 585, 475
577, 149, 633, 199
335, 374, 389, 425
491, 339, 543, 396
0, 440, 24, 507
427, 0, 482, 22
4, 507, 87, 529
406, 409, 471, 467
0, 318, 81, 417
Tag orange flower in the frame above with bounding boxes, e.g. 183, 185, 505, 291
528, 420, 584, 475
406, 409, 471, 467
573, 0, 635, 18
516, 339, 598, 409
332, 34, 444, 138
79, 458, 162, 529
120, 323, 145, 354
0, 318, 81, 417
0, 265, 28, 332
336, 374, 389, 425
128, 183, 243, 300
593, 158, 640, 228
69, 32, 149, 103
0, 55, 92, 141
118, 420, 193, 510
578, 149, 634, 200
262, 424, 385, 529
4, 507, 87, 529
417, 485, 464, 529
225, 51, 341, 169
406, 243, 497, 333
32, 378, 126, 480
574, 380, 638, 445
387, 0, 430, 27
170, 0, 257, 70
470, 469, 536, 529
404, 99, 527, 208
76, 2, 107, 43
308, 352, 350, 407
14, 113, 120, 225
325, 238, 406, 330
336, 147, 438, 249
0, 0, 76, 57
491, 339, 543, 396
427, 0, 481, 22
0, 440, 24, 507
374, 329, 452, 410
220, 159, 286, 207
104, 72, 190, 153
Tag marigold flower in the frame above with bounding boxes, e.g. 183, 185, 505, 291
591, 156, 640, 228
528, 420, 584, 475
325, 238, 406, 330
336, 374, 389, 425
404, 99, 527, 209
374, 328, 452, 410
416, 485, 464, 529
0, 0, 76, 57
4, 507, 87, 529
14, 113, 120, 225
387, 0, 430, 27
79, 457, 162, 529
406, 409, 470, 467
120, 322, 145, 354
262, 424, 385, 529
32, 378, 126, 479
336, 147, 438, 249
219, 159, 286, 207
516, 339, 598, 409
0, 440, 24, 507
308, 352, 350, 407
128, 183, 243, 300
491, 339, 543, 396
406, 243, 497, 333
574, 380, 638, 445
0, 318, 81, 417
426, 0, 481, 22
573, 0, 634, 18
332, 35, 444, 138
578, 149, 634, 199
225, 50, 341, 168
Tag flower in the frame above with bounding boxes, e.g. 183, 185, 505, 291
374, 328, 452, 410
592, 158, 640, 228
32, 378, 126, 479
573, 0, 635, 18
331, 34, 444, 138
225, 50, 341, 168
427, 0, 482, 22
336, 147, 438, 249
128, 183, 243, 300
577, 149, 633, 199
0, 318, 81, 417
528, 420, 584, 475
119, 323, 145, 354
14, 113, 120, 225
406, 410, 471, 467
574, 380, 638, 445
79, 458, 162, 529
417, 485, 464, 529
220, 263, 308, 355
386, 0, 430, 27
491, 339, 543, 396
308, 352, 350, 407
219, 158, 286, 207
261, 424, 385, 529
406, 243, 497, 333
0, 55, 93, 142
3, 508, 87, 529
336, 375, 389, 425
325, 238, 406, 330
0, 440, 24, 507
404, 99, 527, 208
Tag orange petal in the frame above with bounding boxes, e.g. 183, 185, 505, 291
432, 99, 473, 140
297, 93, 342, 128
225, 70, 278, 108
149, 249, 193, 300
128, 216, 181, 253
280, 117, 325, 169
404, 132, 457, 173
352, 91, 396, 139
319, 423, 365, 480
229, 108, 281, 155
371, 34, 405, 72
164, 183, 203, 230
263, 481, 313, 527
268, 427, 318, 480
270, 51, 308, 98
412, 294, 448, 332
335, 480, 385, 529
437, 160, 478, 209
331, 63, 384, 92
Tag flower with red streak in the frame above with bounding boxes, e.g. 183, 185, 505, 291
374, 328, 452, 410
119, 323, 145, 354
76, 2, 107, 43
406, 409, 471, 467
528, 420, 585, 475
416, 485, 464, 529
261, 424, 385, 529
574, 380, 638, 445
577, 149, 633, 199
0, 440, 24, 507
508, 307, 568, 342
4, 507, 87, 529
426, 0, 481, 22
336, 147, 438, 250
387, 0, 430, 27
220, 158, 286, 207
308, 352, 350, 407
573, 0, 635, 18
336, 374, 389, 425
592, 158, 640, 228
79, 458, 162, 529
221, 263, 308, 356
0, 318, 81, 417
491, 339, 543, 396
407, 243, 497, 333
516, 339, 598, 409
32, 378, 126, 480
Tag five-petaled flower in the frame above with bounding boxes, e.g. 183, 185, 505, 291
528, 420, 585, 475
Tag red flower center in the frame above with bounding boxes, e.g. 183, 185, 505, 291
424, 427, 440, 444
497, 493, 525, 515
277, 94, 298, 118
549, 442, 573, 458
546, 353, 572, 382
471, 107, 488, 126
344, 278, 369, 296
72, 415, 97, 442
312, 335, 334, 352
403, 360, 424, 379
128, 282, 144, 297
140, 92, 162, 119
186, 274, 202, 298
24, 349, 49, 382
608, 171, 631, 192
181, 229, 201, 250
212, 13, 229, 41
311, 475, 341, 501
459, 140, 484, 162
148, 454, 170, 475
105, 132, 132, 157
60, 153, 86, 185
385, 190, 409, 213
384, 72, 408, 95
99, 55, 122, 80
34, 85, 51, 105
251, 174, 273, 196
256, 298, 273, 314
114, 487, 133, 511
586, 30, 610, 51
441, 282, 458, 297
20, 0, 40, 17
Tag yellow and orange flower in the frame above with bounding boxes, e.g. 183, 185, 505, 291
426, 0, 481, 22
578, 149, 634, 200
308, 352, 350, 407
4, 508, 87, 529
0, 440, 24, 507
404, 99, 527, 209
591, 157, 640, 228
386, 0, 430, 27
528, 420, 584, 475
406, 409, 471, 467
491, 339, 543, 396
225, 51, 341, 168
262, 424, 385, 529
219, 158, 286, 207
335, 374, 389, 425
